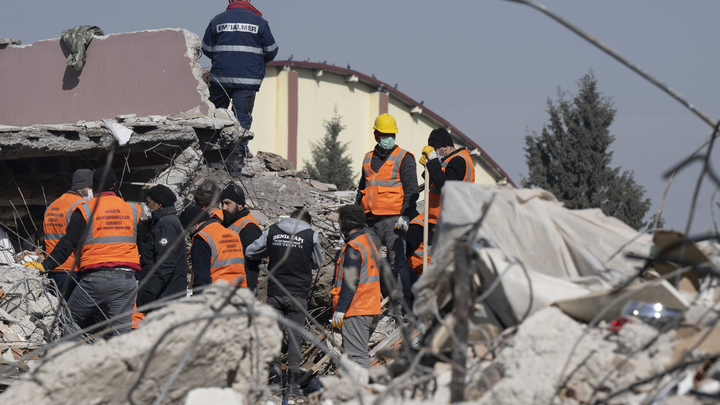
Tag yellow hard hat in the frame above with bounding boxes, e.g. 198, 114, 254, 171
373, 113, 399, 134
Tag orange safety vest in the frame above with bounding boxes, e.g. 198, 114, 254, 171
227, 211, 259, 236
79, 195, 140, 271
43, 192, 91, 271
407, 215, 431, 276
359, 147, 413, 216
331, 232, 381, 317
194, 222, 247, 287
428, 148, 475, 224
210, 208, 223, 221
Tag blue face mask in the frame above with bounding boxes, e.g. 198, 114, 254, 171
378, 136, 396, 150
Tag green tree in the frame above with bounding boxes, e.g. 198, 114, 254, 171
523, 70, 652, 230
646, 212, 666, 231
304, 106, 355, 190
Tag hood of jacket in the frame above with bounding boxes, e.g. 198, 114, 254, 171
277, 217, 312, 235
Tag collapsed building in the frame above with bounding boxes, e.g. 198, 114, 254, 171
1, 27, 720, 405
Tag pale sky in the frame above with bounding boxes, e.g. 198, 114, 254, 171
3, 0, 720, 233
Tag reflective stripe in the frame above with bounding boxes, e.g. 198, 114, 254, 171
204, 44, 264, 54
215, 257, 246, 267
84, 236, 136, 245
210, 76, 263, 85
263, 43, 278, 53
66, 200, 86, 227
200, 231, 218, 259
371, 180, 402, 187
349, 240, 374, 285
44, 233, 64, 241
410, 218, 423, 226
229, 217, 255, 235
130, 204, 139, 235
414, 249, 424, 257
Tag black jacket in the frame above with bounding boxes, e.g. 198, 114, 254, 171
425, 147, 469, 193
355, 144, 419, 220
137, 206, 187, 307
246, 218, 322, 299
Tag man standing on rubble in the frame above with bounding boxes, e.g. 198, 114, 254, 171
136, 185, 187, 311
246, 208, 323, 397
40, 167, 141, 337
220, 182, 262, 292
203, 0, 279, 166
355, 113, 418, 313
183, 205, 247, 289
42, 168, 93, 300
331, 204, 382, 369
420, 128, 475, 226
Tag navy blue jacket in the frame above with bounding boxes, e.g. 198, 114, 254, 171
202, 1, 278, 90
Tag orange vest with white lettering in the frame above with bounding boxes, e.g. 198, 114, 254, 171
210, 208, 223, 222
331, 232, 381, 317
79, 195, 140, 271
360, 147, 413, 216
43, 192, 91, 271
195, 221, 247, 287
428, 148, 475, 224
407, 215, 431, 276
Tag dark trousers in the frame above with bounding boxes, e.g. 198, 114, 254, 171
209, 83, 256, 131
66, 269, 137, 337
267, 295, 307, 372
366, 216, 409, 312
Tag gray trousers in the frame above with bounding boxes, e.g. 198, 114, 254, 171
366, 216, 409, 310
341, 315, 379, 369
66, 269, 137, 337
267, 295, 307, 371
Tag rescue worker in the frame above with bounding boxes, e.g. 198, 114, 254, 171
40, 166, 141, 337
331, 204, 382, 369
355, 113, 418, 312
42, 168, 93, 299
420, 128, 476, 225
193, 179, 223, 220
136, 185, 187, 311
203, 0, 279, 165
220, 182, 262, 292
246, 208, 323, 396
185, 205, 247, 289
402, 213, 434, 307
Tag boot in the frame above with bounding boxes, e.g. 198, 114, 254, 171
285, 368, 308, 404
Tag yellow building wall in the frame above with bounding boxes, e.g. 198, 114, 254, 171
294, 69, 375, 182
252, 66, 502, 189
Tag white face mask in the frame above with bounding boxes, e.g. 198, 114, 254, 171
84, 190, 93, 201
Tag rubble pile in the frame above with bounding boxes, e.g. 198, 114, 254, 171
0, 284, 282, 405
0, 264, 63, 345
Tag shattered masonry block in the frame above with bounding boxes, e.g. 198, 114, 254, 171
0, 284, 282, 405
0, 29, 214, 127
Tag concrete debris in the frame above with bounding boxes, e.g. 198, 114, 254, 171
0, 264, 62, 343
185, 387, 245, 405
256, 151, 294, 172
0, 284, 281, 405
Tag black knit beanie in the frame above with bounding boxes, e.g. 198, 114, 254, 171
220, 182, 246, 206
428, 128, 454, 149
147, 185, 177, 207
93, 166, 117, 192
180, 205, 209, 229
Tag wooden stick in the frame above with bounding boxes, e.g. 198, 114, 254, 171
423, 169, 430, 273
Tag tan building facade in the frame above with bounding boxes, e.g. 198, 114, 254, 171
249, 61, 515, 187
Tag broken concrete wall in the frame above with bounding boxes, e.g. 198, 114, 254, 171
0, 284, 282, 405
0, 29, 213, 126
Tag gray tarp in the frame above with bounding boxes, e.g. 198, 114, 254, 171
412, 182, 654, 324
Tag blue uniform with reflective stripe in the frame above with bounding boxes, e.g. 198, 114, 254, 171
202, 4, 278, 90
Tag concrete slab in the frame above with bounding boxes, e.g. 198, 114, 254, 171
0, 29, 212, 126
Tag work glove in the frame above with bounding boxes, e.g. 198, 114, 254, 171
419, 145, 437, 166
22, 261, 44, 271
395, 216, 409, 232
332, 311, 345, 328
